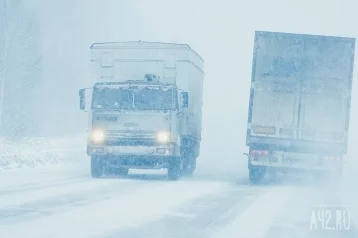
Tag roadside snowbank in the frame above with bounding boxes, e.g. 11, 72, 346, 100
0, 134, 87, 169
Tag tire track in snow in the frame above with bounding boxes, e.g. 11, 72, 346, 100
0, 177, 167, 225
0, 181, 228, 238
261, 180, 358, 238
0, 175, 89, 195
210, 184, 297, 238
104, 184, 273, 238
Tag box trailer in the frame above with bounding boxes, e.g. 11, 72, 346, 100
246, 31, 355, 183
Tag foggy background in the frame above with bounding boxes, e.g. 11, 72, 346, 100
2, 0, 358, 170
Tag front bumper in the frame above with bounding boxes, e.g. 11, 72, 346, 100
87, 144, 179, 157
87, 144, 180, 169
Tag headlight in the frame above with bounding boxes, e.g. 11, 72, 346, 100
156, 131, 170, 143
91, 129, 106, 143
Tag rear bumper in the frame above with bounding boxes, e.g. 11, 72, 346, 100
246, 135, 347, 154
249, 160, 342, 172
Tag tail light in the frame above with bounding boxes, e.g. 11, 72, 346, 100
251, 150, 269, 156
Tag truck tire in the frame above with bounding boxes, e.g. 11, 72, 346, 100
91, 156, 103, 178
249, 166, 265, 185
168, 159, 181, 181
182, 157, 196, 177
117, 168, 129, 177
182, 168, 194, 177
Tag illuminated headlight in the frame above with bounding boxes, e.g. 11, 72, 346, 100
91, 129, 106, 143
156, 131, 170, 143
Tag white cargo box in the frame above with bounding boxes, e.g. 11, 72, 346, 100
90, 41, 203, 85
89, 41, 205, 140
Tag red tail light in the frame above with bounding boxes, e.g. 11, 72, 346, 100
251, 150, 269, 156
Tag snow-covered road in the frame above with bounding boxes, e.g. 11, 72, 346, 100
0, 155, 357, 238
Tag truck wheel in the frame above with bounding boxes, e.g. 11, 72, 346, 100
117, 168, 129, 177
91, 156, 103, 178
249, 166, 265, 185
182, 169, 194, 177
168, 159, 181, 181
182, 157, 196, 177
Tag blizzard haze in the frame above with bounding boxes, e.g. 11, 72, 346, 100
1, 1, 358, 237
31, 0, 358, 165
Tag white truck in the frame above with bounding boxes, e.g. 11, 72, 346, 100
79, 41, 204, 181
246, 31, 356, 184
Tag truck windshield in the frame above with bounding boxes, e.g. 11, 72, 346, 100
134, 87, 175, 110
92, 87, 133, 109
92, 86, 177, 110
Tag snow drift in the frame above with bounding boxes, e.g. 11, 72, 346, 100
0, 135, 86, 169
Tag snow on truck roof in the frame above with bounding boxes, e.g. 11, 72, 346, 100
90, 41, 204, 62
255, 30, 356, 42
94, 81, 174, 87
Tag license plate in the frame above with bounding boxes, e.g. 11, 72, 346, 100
282, 157, 302, 164
272, 151, 318, 165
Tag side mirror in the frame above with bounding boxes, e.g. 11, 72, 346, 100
181, 92, 188, 108
79, 88, 88, 111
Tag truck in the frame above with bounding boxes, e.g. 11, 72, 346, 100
78, 41, 204, 181
245, 31, 356, 184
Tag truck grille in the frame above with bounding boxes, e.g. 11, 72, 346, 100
105, 130, 157, 146
105, 139, 157, 146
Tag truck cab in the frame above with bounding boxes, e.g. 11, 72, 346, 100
79, 41, 204, 181
79, 74, 191, 180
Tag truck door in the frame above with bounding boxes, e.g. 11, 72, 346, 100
297, 37, 353, 144
250, 33, 304, 140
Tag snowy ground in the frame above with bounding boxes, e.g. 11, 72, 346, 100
0, 135, 86, 170
0, 138, 357, 238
